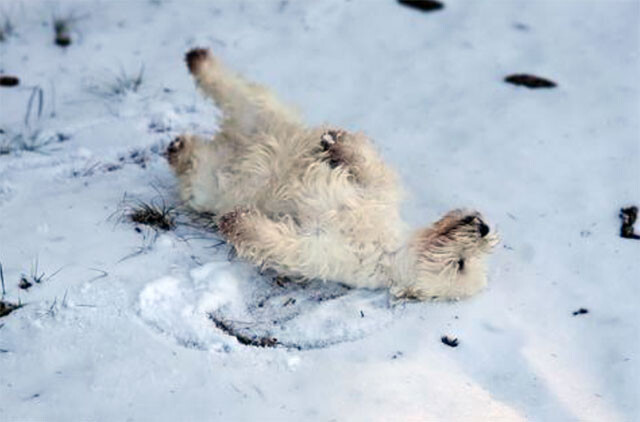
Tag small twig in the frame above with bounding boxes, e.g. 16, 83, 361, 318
47, 297, 58, 316
208, 313, 278, 348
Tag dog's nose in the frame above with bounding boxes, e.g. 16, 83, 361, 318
479, 222, 490, 237
168, 137, 181, 153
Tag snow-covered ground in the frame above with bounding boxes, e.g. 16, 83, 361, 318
1, 0, 638, 420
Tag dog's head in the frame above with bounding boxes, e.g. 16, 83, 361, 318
390, 209, 499, 301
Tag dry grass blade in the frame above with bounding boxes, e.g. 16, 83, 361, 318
0, 261, 5, 297
0, 14, 15, 42
18, 258, 63, 290
89, 65, 145, 99
25, 86, 44, 127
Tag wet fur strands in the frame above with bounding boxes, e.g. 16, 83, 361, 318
168, 48, 499, 301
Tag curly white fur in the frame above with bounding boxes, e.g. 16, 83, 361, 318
168, 48, 499, 301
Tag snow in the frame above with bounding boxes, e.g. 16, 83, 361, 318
1, 0, 638, 420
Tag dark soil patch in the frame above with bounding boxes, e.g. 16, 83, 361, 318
18, 276, 33, 290
398, 0, 444, 13
441, 335, 459, 347
620, 206, 639, 239
54, 19, 72, 47
505, 74, 557, 88
0, 75, 19, 87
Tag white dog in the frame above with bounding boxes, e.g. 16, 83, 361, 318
167, 48, 498, 301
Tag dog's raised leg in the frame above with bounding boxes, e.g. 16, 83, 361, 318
185, 48, 301, 138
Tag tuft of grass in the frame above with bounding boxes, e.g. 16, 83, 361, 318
129, 201, 176, 231
18, 258, 62, 291
52, 12, 87, 47
0, 130, 69, 155
120, 195, 176, 231
0, 86, 68, 155
110, 65, 144, 96
89, 66, 145, 99
0, 300, 22, 318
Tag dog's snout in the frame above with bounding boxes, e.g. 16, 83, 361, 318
479, 222, 490, 237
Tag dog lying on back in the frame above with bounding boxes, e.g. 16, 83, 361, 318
167, 48, 498, 301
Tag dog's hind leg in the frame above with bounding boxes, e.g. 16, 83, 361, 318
185, 48, 301, 139
217, 207, 352, 282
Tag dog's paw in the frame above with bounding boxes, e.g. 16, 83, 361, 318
320, 129, 345, 150
166, 136, 184, 165
218, 207, 254, 243
166, 135, 190, 167
320, 129, 352, 168
185, 48, 211, 75
166, 135, 197, 174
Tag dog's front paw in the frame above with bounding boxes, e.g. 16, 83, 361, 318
166, 135, 196, 174
166, 136, 185, 165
